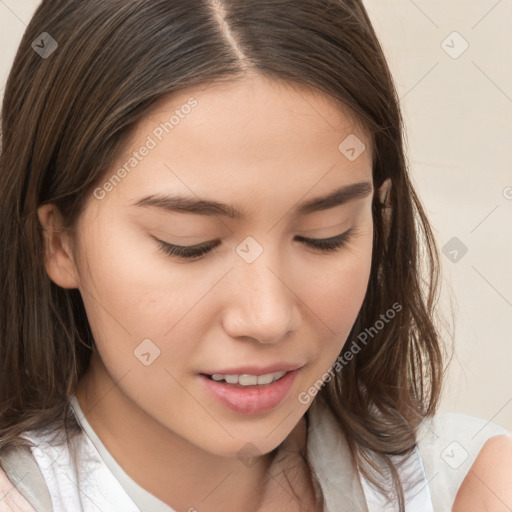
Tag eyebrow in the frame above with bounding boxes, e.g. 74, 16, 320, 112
132, 181, 373, 220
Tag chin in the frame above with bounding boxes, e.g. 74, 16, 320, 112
192, 427, 289, 461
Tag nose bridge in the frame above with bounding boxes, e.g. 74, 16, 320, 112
223, 239, 299, 343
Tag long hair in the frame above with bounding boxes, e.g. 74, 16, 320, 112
0, 0, 449, 508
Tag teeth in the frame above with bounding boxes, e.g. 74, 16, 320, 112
210, 370, 286, 386
225, 374, 238, 384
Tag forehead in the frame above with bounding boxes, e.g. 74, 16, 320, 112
141, 74, 370, 149
97, 74, 373, 213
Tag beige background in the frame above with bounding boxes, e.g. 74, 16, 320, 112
1, 1, 511, 431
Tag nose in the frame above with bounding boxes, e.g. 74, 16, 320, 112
221, 253, 300, 344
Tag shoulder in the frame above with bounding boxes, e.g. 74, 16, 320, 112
452, 433, 512, 511
0, 426, 77, 512
0, 467, 37, 512
416, 411, 511, 511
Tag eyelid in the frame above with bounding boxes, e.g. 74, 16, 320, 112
151, 234, 216, 250
152, 227, 358, 260
295, 220, 348, 235
295, 229, 352, 243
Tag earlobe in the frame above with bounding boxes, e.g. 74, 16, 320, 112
37, 203, 80, 289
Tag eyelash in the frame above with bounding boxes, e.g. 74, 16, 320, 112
154, 227, 358, 260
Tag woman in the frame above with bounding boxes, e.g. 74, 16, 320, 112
1, 1, 510, 511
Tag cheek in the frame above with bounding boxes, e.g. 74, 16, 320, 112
299, 228, 373, 370
74, 218, 204, 361
73, 224, 209, 406
304, 230, 372, 329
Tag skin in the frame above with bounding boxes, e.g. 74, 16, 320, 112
37, 73, 389, 511
452, 434, 512, 512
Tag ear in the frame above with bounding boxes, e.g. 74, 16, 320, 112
377, 178, 392, 238
37, 203, 80, 289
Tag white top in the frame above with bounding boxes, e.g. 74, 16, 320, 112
9, 395, 510, 512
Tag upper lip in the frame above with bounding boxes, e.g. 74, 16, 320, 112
201, 363, 304, 376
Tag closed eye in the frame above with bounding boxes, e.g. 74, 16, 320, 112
154, 227, 358, 260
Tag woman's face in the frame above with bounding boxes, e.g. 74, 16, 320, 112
51, 74, 376, 458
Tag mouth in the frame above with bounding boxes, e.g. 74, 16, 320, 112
198, 369, 300, 414
200, 370, 287, 387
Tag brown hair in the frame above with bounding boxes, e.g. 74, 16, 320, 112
0, 0, 450, 509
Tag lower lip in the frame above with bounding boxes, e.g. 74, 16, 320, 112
199, 370, 299, 415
